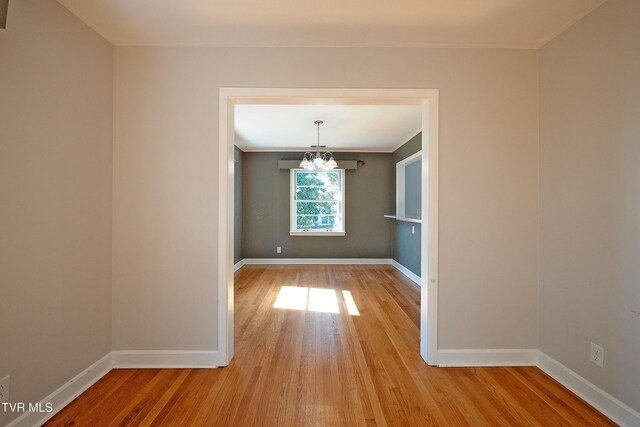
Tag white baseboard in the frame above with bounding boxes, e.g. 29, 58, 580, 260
239, 259, 422, 289
243, 258, 393, 265
6, 353, 113, 427
536, 351, 640, 427
437, 349, 640, 425
437, 349, 538, 367
4, 350, 634, 427
111, 350, 220, 369
233, 259, 245, 272
5, 350, 221, 426
390, 260, 421, 286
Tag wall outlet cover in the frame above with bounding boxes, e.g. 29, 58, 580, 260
590, 342, 604, 368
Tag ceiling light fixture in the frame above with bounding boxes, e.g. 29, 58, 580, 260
299, 120, 338, 171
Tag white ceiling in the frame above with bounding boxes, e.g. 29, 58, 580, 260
57, 0, 605, 48
234, 105, 422, 152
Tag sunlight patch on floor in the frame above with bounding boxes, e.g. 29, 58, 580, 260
273, 286, 359, 315
273, 286, 308, 311
308, 288, 340, 313
342, 290, 360, 316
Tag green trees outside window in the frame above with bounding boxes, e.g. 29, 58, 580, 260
291, 170, 344, 233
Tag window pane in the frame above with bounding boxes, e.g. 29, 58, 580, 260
296, 171, 341, 187
296, 215, 337, 230
296, 201, 339, 216
291, 169, 344, 233
296, 186, 341, 201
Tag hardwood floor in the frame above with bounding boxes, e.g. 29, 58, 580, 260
46, 265, 615, 426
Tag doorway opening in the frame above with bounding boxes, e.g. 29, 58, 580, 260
218, 88, 439, 366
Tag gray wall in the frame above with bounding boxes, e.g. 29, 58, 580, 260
234, 146, 243, 264
539, 0, 640, 412
405, 160, 422, 218
0, 1, 113, 425
393, 132, 422, 164
392, 133, 422, 276
242, 152, 394, 258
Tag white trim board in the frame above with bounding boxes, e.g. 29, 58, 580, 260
4, 350, 222, 427
111, 351, 220, 369
233, 259, 245, 272
437, 349, 538, 367
5, 348, 636, 426
243, 148, 397, 153
537, 352, 640, 427
395, 150, 422, 218
219, 88, 440, 367
391, 260, 421, 286
437, 350, 640, 426
239, 258, 422, 287
6, 353, 113, 427
243, 258, 393, 265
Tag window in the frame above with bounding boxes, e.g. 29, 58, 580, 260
290, 169, 345, 235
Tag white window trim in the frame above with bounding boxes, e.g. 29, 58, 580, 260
290, 168, 346, 236
396, 151, 422, 218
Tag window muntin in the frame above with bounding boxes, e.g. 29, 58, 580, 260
290, 169, 345, 235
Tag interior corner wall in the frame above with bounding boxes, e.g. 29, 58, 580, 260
539, 0, 640, 412
392, 133, 422, 276
241, 152, 394, 259
113, 46, 539, 352
0, 1, 113, 425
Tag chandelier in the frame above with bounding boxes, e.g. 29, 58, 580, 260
299, 120, 338, 171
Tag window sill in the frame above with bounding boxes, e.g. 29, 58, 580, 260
290, 231, 346, 237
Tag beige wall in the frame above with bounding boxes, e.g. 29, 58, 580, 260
539, 0, 640, 412
112, 47, 540, 351
0, 1, 113, 424
2, 0, 638, 420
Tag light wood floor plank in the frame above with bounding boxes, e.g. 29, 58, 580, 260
45, 265, 616, 426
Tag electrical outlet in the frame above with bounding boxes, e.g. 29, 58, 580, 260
590, 342, 604, 368
0, 376, 10, 403
276, 246, 282, 254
